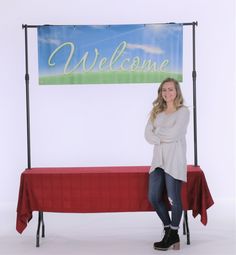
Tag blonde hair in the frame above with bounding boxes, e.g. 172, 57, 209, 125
150, 78, 184, 122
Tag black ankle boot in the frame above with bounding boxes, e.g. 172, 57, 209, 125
153, 226, 170, 249
154, 228, 180, 251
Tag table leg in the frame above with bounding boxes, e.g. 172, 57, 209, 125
42, 212, 45, 238
183, 213, 186, 235
36, 211, 45, 247
183, 210, 190, 245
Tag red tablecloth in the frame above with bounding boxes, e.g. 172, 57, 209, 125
16, 165, 214, 234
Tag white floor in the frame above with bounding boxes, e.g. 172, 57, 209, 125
0, 198, 235, 255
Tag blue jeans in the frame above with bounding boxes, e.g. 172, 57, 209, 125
148, 168, 183, 229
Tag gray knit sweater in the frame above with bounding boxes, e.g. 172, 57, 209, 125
145, 106, 190, 181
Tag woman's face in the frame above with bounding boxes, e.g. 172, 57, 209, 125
161, 81, 177, 104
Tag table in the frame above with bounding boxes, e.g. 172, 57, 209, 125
16, 165, 214, 246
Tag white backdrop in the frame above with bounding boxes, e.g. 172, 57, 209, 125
0, 0, 235, 208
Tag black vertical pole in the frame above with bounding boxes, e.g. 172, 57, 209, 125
192, 22, 198, 166
23, 24, 31, 169
23, 25, 45, 247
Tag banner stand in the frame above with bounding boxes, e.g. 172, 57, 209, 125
21, 22, 198, 247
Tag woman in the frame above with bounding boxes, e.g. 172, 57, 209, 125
145, 77, 190, 251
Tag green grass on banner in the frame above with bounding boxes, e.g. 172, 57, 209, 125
39, 71, 182, 85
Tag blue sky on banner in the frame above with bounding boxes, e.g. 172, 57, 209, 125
37, 24, 183, 76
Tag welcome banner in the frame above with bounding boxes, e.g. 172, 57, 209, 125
37, 24, 183, 85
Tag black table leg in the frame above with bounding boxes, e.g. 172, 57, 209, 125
183, 210, 190, 245
183, 213, 186, 235
36, 211, 45, 247
42, 212, 45, 238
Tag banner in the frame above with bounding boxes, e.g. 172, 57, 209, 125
37, 24, 183, 85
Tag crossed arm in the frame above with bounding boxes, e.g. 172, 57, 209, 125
145, 107, 190, 144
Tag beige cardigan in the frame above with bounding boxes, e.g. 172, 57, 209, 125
145, 106, 190, 182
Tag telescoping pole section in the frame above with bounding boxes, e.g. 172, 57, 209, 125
192, 22, 198, 166
22, 24, 31, 169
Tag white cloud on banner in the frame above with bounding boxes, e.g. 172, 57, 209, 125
126, 43, 164, 55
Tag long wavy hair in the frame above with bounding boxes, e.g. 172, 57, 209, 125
150, 78, 184, 123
